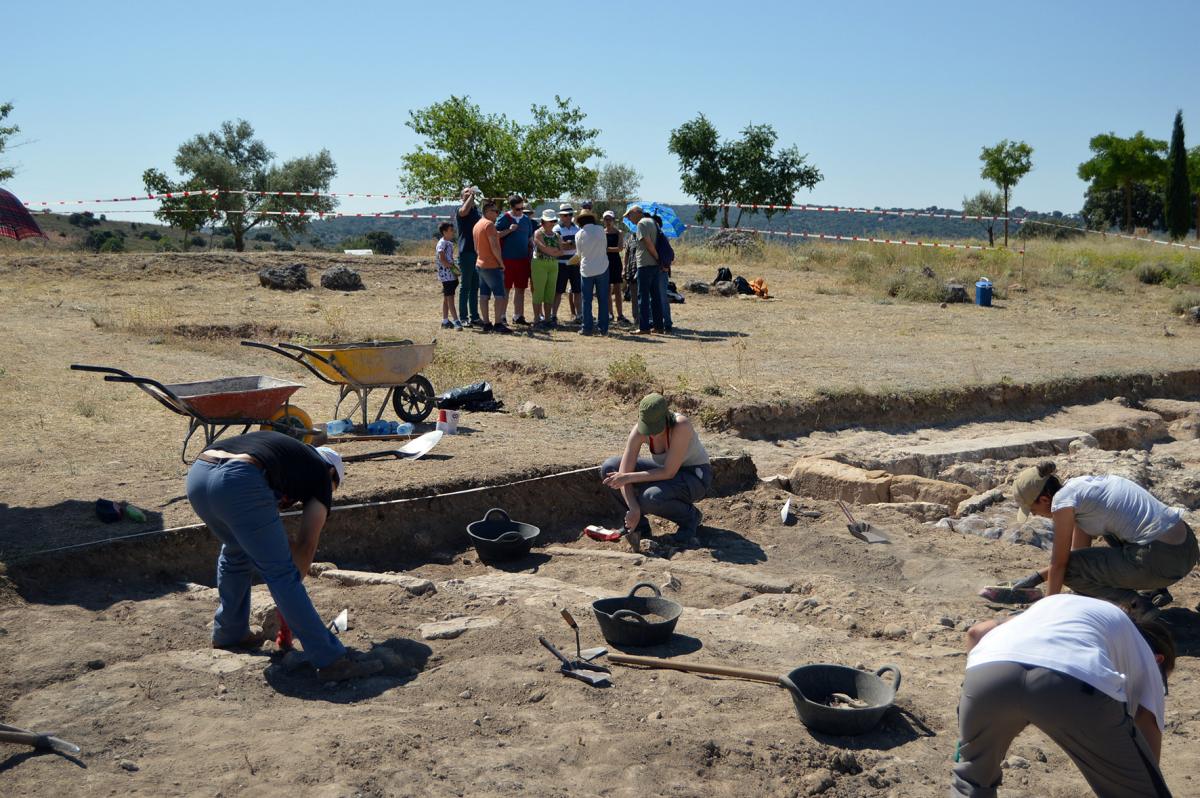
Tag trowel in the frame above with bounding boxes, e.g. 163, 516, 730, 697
837, 500, 891, 544
560, 609, 606, 661
0, 722, 81, 756
539, 636, 611, 687
342, 430, 444, 463
328, 608, 349, 635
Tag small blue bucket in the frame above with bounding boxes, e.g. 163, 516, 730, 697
975, 278, 993, 307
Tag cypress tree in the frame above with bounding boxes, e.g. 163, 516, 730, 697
1165, 110, 1191, 240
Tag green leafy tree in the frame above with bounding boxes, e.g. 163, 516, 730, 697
147, 119, 336, 252
399, 96, 601, 203
588, 162, 641, 216
1077, 131, 1167, 233
961, 190, 1004, 246
142, 169, 215, 250
668, 114, 822, 227
979, 140, 1033, 246
0, 102, 17, 182
1164, 111, 1191, 240
1082, 181, 1164, 231
1189, 146, 1200, 240
365, 230, 397, 255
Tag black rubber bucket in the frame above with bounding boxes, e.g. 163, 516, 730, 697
779, 664, 900, 736
466, 508, 539, 561
591, 582, 682, 648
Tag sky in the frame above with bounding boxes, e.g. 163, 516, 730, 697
4, 0, 1199, 218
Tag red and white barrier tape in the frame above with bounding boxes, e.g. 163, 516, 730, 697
697, 202, 1021, 223
689, 224, 1020, 253
1020, 218, 1200, 252
22, 189, 218, 207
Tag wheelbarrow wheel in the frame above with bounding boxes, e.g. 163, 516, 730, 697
393, 375, 435, 423
261, 405, 314, 443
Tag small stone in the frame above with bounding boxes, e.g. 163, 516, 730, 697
472, 718, 482, 726
1033, 748, 1048, 763
517, 401, 545, 419
938, 617, 956, 628
217, 683, 227, 694
119, 760, 139, 772
661, 572, 682, 592
527, 690, 546, 704
493, 597, 507, 606
955, 621, 970, 632
650, 709, 663, 720
831, 751, 861, 775
86, 659, 106, 670
882, 624, 907, 639
459, 689, 473, 700
1002, 755, 1030, 770
804, 769, 835, 795
841, 614, 858, 630
802, 598, 820, 608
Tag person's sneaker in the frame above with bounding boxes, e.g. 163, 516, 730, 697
514, 316, 530, 326
978, 584, 1043, 604
212, 628, 268, 651
440, 319, 452, 329
493, 323, 512, 334
461, 318, 472, 328
316, 655, 384, 682
480, 322, 494, 333
579, 328, 593, 336
453, 320, 463, 331
1128, 594, 1162, 623
617, 315, 631, 326
1146, 587, 1174, 608
632, 328, 651, 335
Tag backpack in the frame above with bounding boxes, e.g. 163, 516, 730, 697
657, 232, 675, 269
713, 267, 733, 284
734, 275, 754, 295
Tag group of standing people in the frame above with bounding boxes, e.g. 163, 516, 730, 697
440, 188, 676, 336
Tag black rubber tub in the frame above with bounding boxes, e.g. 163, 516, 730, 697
592, 582, 682, 647
466, 508, 539, 561
779, 664, 901, 736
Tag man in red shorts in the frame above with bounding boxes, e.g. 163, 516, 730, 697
495, 193, 536, 327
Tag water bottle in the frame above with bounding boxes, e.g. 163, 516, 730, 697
325, 419, 353, 436
395, 422, 414, 435
367, 419, 392, 435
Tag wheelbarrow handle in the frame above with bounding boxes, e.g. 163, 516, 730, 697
627, 581, 662, 598
242, 340, 341, 385
70, 363, 133, 377
875, 664, 902, 695
102, 374, 190, 417
611, 609, 651, 625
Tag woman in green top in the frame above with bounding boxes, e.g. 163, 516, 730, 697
531, 210, 562, 330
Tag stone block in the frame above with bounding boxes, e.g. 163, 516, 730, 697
418, 616, 499, 640
888, 474, 972, 508
1142, 398, 1200, 421
787, 458, 891, 504
320, 569, 436, 595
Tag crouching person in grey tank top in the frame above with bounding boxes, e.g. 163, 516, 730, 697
599, 393, 712, 548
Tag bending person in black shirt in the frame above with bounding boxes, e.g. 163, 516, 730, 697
186, 430, 381, 681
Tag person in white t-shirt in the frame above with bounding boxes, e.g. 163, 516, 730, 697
573, 209, 610, 336
988, 462, 1198, 620
952, 594, 1175, 797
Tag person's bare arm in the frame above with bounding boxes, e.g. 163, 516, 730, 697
1072, 525, 1093, 550
291, 499, 328, 575
489, 229, 503, 265
1134, 706, 1162, 762
615, 428, 643, 529
458, 193, 475, 217
964, 616, 1012, 651
607, 230, 623, 253
643, 233, 659, 261
1046, 507, 1077, 596
605, 419, 695, 486
497, 218, 517, 239
534, 229, 562, 258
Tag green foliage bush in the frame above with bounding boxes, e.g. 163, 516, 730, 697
85, 229, 125, 252
275, 241, 295, 252
98, 237, 125, 253
220, 236, 236, 250
190, 235, 207, 248
1170, 293, 1200, 315
1136, 263, 1170, 284
253, 231, 273, 241
607, 353, 651, 385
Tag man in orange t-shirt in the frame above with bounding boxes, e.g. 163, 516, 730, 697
471, 200, 509, 333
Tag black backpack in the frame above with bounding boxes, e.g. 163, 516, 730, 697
713, 267, 733, 284
734, 275, 754, 295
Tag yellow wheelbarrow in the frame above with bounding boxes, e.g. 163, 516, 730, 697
242, 339, 438, 426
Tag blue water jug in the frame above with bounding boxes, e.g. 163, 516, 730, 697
325, 418, 354, 436
975, 278, 993, 307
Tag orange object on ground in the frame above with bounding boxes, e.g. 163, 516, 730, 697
749, 278, 769, 298
276, 610, 294, 650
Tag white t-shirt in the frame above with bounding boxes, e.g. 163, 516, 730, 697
574, 223, 609, 278
553, 222, 579, 261
968, 594, 1165, 729
435, 238, 456, 282
1052, 475, 1182, 545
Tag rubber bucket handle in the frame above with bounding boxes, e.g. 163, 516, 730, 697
628, 581, 662, 598
874, 664, 902, 696
612, 609, 651, 625
777, 674, 808, 704
495, 531, 523, 543
482, 508, 511, 523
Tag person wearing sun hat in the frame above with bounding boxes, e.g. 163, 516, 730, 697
530, 208, 563, 329
983, 461, 1197, 619
600, 393, 712, 548
573, 207, 610, 335
186, 430, 381, 681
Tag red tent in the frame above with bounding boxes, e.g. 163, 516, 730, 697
0, 188, 47, 240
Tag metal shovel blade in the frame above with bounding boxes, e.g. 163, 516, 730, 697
561, 665, 611, 687
848, 522, 891, 544
0, 724, 81, 756
342, 431, 444, 463
580, 646, 608, 662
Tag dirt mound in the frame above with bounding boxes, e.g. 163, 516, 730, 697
705, 229, 763, 255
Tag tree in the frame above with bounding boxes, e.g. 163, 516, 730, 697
1077, 131, 1167, 233
142, 169, 215, 250
1082, 182, 1164, 231
399, 96, 601, 203
589, 162, 641, 216
961, 190, 1004, 246
1164, 111, 1191, 240
979, 139, 1033, 246
668, 114, 822, 227
0, 102, 17, 182
147, 119, 337, 251
365, 230, 397, 255
1189, 146, 1200, 240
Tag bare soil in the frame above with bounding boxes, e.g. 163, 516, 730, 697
4, 251, 1200, 796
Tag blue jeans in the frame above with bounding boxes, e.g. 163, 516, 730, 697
581, 271, 610, 333
478, 266, 505, 298
599, 456, 712, 529
659, 269, 673, 330
186, 459, 346, 668
457, 250, 480, 321
636, 265, 665, 332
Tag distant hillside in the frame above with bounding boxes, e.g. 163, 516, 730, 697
305, 203, 1080, 245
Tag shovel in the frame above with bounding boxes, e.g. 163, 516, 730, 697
0, 723, 81, 756
837, 501, 891, 544
538, 636, 611, 687
342, 430, 444, 463
276, 607, 348, 651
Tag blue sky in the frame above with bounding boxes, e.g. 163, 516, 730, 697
5, 1, 1198, 216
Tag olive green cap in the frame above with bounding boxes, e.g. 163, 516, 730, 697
1012, 461, 1056, 521
637, 393, 669, 435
